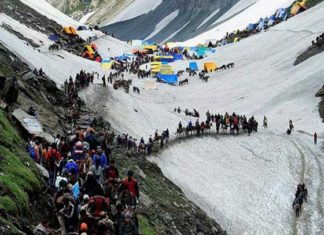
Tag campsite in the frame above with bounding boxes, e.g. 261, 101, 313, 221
0, 0, 324, 234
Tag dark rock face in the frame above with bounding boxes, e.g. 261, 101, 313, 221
101, 0, 242, 42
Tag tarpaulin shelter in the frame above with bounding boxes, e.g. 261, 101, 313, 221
257, 19, 265, 31
157, 73, 178, 85
144, 45, 158, 52
83, 45, 95, 59
101, 59, 113, 69
189, 62, 198, 71
77, 26, 88, 31
247, 23, 257, 31
173, 54, 183, 60
114, 56, 130, 61
276, 8, 288, 20
48, 34, 59, 42
204, 62, 217, 72
159, 65, 173, 75
151, 62, 162, 73
154, 55, 174, 63
62, 26, 78, 36
290, 0, 307, 16
268, 15, 276, 26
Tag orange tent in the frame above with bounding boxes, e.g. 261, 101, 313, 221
204, 62, 217, 72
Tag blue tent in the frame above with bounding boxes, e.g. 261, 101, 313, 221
276, 8, 288, 20
48, 34, 59, 42
114, 56, 130, 61
157, 73, 178, 85
173, 54, 183, 60
160, 57, 175, 63
257, 20, 265, 31
189, 62, 198, 71
268, 15, 276, 26
247, 23, 257, 31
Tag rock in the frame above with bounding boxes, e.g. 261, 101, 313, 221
0, 76, 19, 104
315, 87, 324, 97
35, 163, 49, 178
135, 166, 146, 179
173, 201, 180, 208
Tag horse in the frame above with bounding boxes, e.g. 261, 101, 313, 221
176, 127, 185, 138
202, 76, 209, 82
177, 70, 185, 76
179, 79, 189, 86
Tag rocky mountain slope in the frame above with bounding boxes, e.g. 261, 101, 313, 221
0, 0, 226, 234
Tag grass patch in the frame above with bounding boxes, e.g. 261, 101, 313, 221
0, 110, 40, 215
0, 196, 17, 214
138, 215, 156, 235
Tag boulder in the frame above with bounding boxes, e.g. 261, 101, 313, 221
0, 76, 19, 104
315, 87, 324, 97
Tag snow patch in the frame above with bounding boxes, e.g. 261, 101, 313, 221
144, 10, 179, 40
197, 9, 220, 29
108, 0, 163, 25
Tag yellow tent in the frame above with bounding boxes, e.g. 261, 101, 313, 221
144, 45, 158, 52
204, 62, 217, 72
150, 62, 162, 73
62, 26, 78, 36
290, 0, 307, 16
101, 61, 113, 69
159, 65, 173, 75
154, 55, 174, 61
84, 45, 95, 55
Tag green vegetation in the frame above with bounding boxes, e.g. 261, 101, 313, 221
0, 196, 17, 214
0, 110, 41, 215
138, 215, 156, 235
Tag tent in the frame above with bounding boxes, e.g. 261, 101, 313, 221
257, 19, 265, 31
77, 25, 88, 31
154, 56, 174, 63
143, 80, 157, 90
48, 34, 59, 42
157, 73, 178, 85
101, 59, 113, 69
247, 23, 257, 31
144, 45, 158, 52
151, 62, 162, 73
290, 0, 307, 16
276, 8, 288, 20
189, 62, 198, 71
233, 37, 240, 43
159, 65, 173, 75
173, 54, 183, 60
62, 26, 78, 36
114, 56, 130, 61
204, 62, 217, 72
268, 15, 276, 26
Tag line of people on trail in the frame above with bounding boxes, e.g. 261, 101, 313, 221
177, 111, 258, 137
63, 71, 95, 126
174, 107, 200, 118
32, 123, 140, 235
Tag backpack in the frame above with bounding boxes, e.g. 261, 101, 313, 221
27, 144, 36, 160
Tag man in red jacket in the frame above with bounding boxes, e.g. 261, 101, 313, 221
121, 170, 139, 203
47, 143, 62, 187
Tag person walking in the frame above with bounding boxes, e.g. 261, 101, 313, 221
314, 132, 317, 145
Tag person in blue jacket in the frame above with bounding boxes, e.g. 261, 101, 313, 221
92, 146, 107, 168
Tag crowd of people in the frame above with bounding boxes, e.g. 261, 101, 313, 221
31, 123, 141, 235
